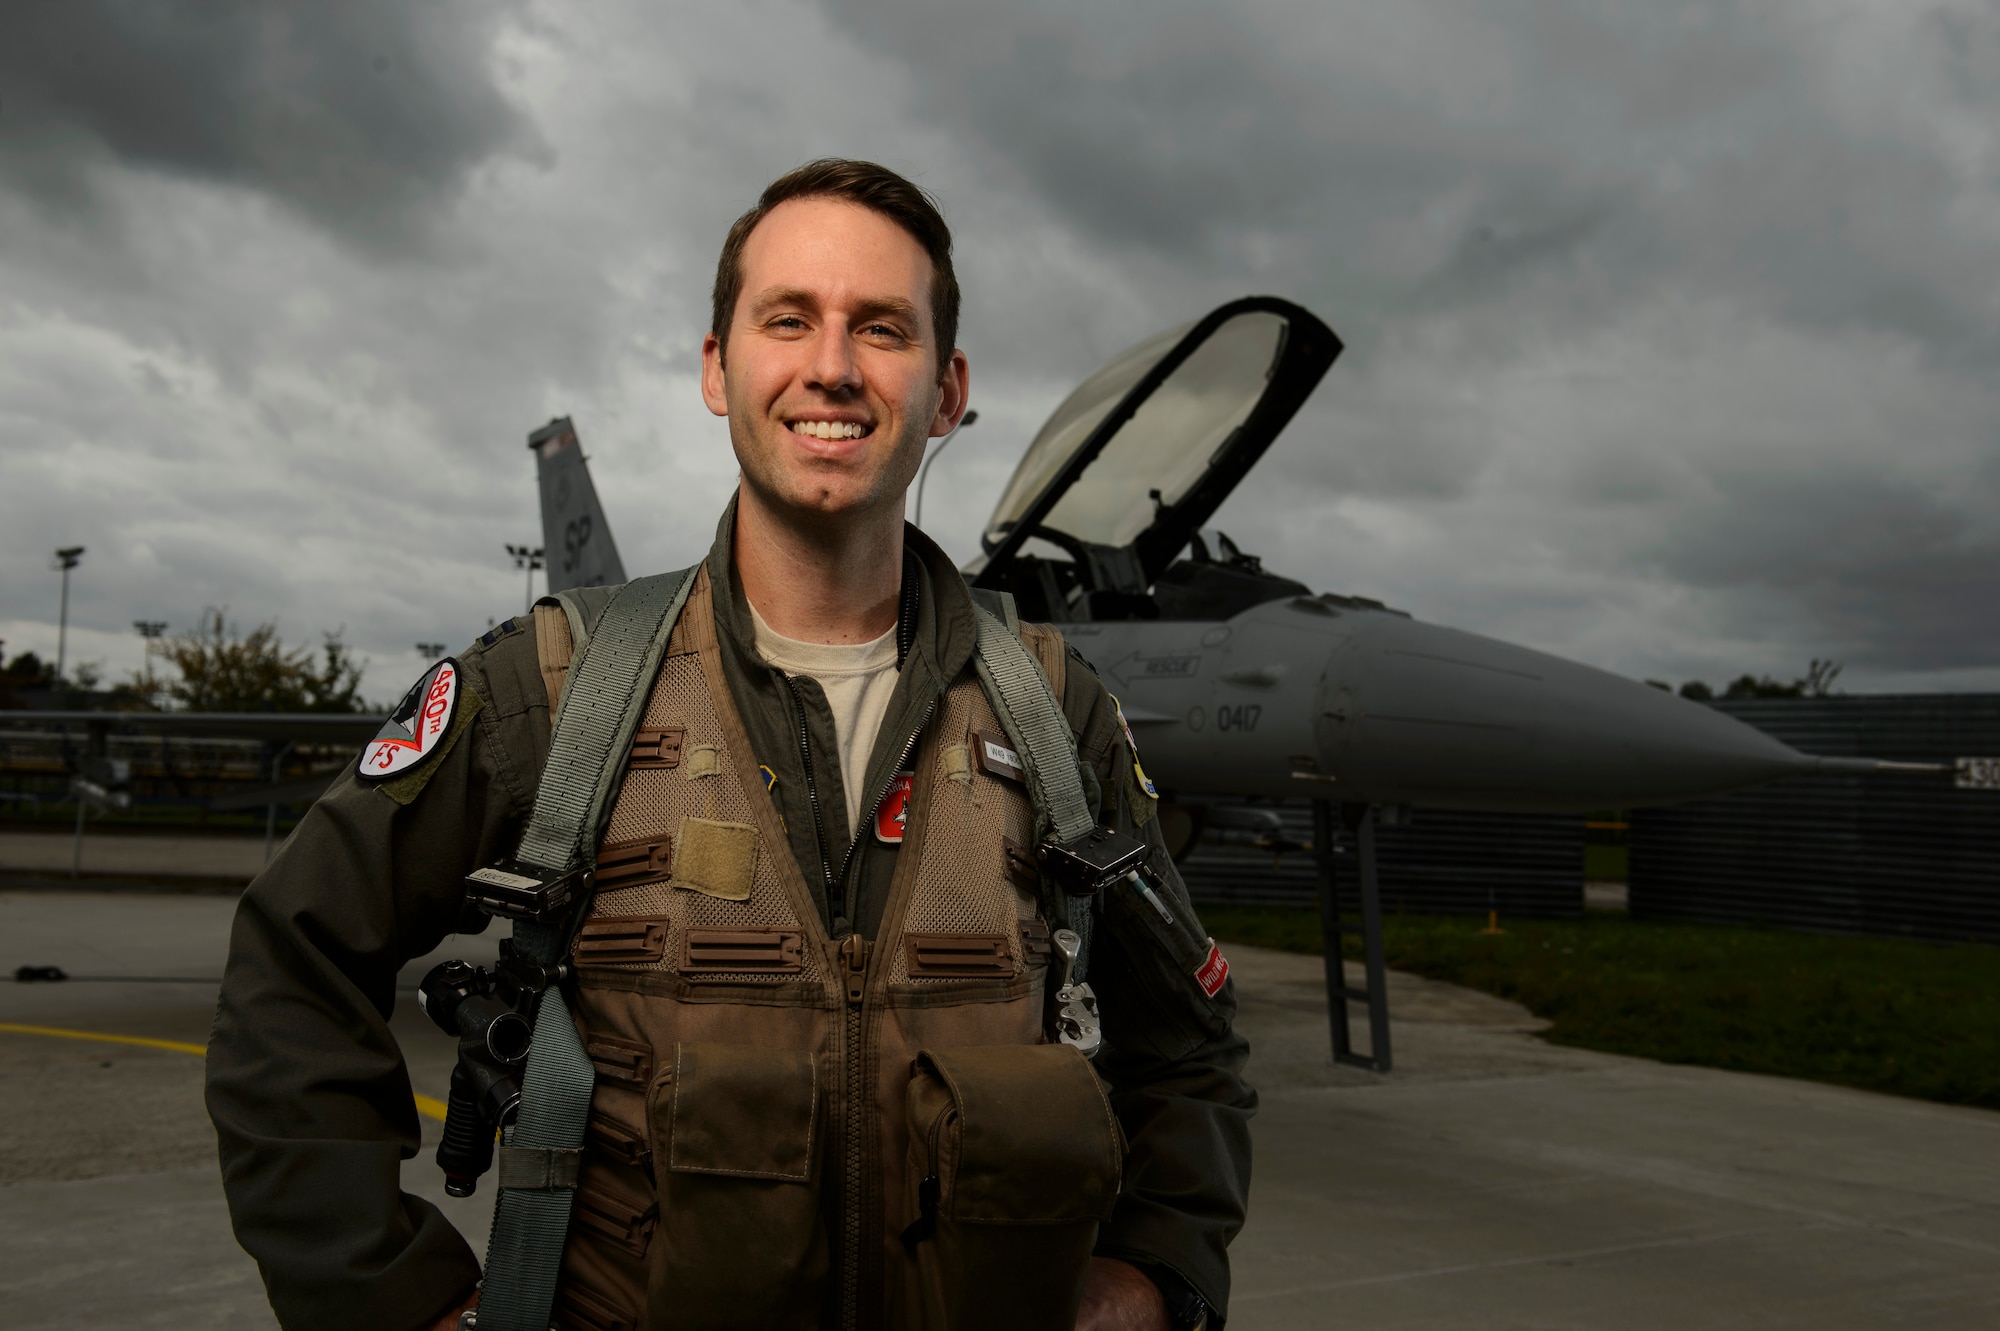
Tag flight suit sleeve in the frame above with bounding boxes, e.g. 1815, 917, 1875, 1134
1059, 652, 1257, 1321
204, 629, 550, 1331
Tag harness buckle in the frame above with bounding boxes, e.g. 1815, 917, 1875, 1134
1038, 826, 1148, 898
463, 860, 590, 923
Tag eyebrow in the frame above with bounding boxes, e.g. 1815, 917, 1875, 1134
749, 288, 924, 332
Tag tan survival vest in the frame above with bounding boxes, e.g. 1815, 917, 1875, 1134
529, 567, 1123, 1331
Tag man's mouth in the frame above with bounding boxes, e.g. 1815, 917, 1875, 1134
787, 418, 873, 441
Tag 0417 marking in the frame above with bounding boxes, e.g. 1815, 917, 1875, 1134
1217, 705, 1262, 733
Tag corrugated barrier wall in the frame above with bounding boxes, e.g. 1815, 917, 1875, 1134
1628, 694, 2000, 943
1176, 801, 1585, 918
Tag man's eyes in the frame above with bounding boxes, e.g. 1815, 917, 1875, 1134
762, 315, 911, 343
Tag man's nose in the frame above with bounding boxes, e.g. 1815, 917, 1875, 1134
806, 321, 863, 395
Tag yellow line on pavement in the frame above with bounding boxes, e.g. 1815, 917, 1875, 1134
0, 1021, 208, 1056
0, 1022, 449, 1122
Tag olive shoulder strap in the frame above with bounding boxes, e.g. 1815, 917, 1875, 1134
475, 565, 698, 1331
969, 604, 1100, 977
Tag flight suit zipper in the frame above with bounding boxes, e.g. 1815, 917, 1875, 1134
779, 672, 840, 926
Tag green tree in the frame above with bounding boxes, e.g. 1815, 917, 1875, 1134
148, 610, 369, 713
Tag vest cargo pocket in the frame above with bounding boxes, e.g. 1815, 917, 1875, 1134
644, 1040, 828, 1329
554, 1276, 637, 1331
900, 1044, 1124, 1330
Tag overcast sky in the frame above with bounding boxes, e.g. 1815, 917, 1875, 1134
3, 0, 1996, 703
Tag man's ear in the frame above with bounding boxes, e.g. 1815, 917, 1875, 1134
701, 331, 729, 418
929, 347, 971, 437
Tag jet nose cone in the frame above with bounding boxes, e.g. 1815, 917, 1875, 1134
1323, 618, 1811, 812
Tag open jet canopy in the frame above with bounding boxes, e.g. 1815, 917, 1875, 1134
973, 296, 1340, 619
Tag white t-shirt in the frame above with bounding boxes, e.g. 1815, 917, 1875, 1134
749, 601, 901, 835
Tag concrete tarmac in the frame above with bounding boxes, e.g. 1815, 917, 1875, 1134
0, 830, 270, 880
3, 888, 1996, 1329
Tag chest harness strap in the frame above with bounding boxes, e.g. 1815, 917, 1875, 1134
474, 567, 698, 1331
969, 604, 1098, 974
469, 576, 1101, 1329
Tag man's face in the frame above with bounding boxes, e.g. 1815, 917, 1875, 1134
702, 197, 969, 527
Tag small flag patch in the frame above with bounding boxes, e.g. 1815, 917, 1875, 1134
1195, 939, 1230, 998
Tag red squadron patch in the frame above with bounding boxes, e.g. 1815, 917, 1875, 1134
1195, 939, 1230, 998
875, 773, 914, 844
358, 659, 460, 781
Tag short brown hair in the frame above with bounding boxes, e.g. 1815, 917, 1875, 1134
710, 159, 960, 372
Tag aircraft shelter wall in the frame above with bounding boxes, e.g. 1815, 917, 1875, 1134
1629, 694, 2000, 945
1177, 800, 1586, 919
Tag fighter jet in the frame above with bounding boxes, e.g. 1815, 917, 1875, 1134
962, 296, 1928, 817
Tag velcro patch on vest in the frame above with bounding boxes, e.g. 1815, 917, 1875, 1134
1196, 939, 1231, 998
594, 837, 673, 890
585, 1032, 653, 1086
941, 742, 973, 784
555, 1279, 636, 1331
671, 817, 756, 900
586, 1110, 654, 1175
875, 773, 913, 844
574, 1181, 657, 1258
358, 658, 461, 782
904, 932, 1014, 977
680, 927, 805, 974
683, 745, 721, 780
629, 726, 685, 769
574, 916, 670, 967
972, 730, 1027, 785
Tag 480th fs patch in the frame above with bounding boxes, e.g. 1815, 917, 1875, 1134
358, 658, 461, 782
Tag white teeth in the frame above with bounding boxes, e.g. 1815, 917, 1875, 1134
793, 420, 865, 440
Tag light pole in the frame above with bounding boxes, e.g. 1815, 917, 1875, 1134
913, 410, 976, 531
506, 544, 545, 617
52, 546, 85, 686
416, 642, 448, 660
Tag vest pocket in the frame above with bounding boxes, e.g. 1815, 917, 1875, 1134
900, 1044, 1124, 1330
554, 1275, 637, 1331
644, 1041, 828, 1328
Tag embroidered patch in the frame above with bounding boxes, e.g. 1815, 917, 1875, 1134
1111, 695, 1158, 800
1195, 939, 1230, 998
875, 773, 913, 844
972, 730, 1026, 785
358, 659, 461, 781
759, 764, 778, 793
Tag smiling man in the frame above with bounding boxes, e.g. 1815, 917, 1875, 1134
207, 160, 1253, 1331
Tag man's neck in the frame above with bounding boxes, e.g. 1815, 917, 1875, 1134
733, 483, 904, 645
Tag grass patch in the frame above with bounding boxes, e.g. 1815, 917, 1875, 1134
1202, 905, 2000, 1112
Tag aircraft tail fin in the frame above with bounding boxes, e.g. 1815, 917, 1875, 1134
530, 417, 628, 593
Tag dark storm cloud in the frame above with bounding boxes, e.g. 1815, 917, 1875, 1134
826, 0, 1997, 364
0, 0, 535, 248
1651, 472, 2000, 670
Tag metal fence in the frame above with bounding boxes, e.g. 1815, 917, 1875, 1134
1628, 694, 2000, 943
1177, 800, 1585, 918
